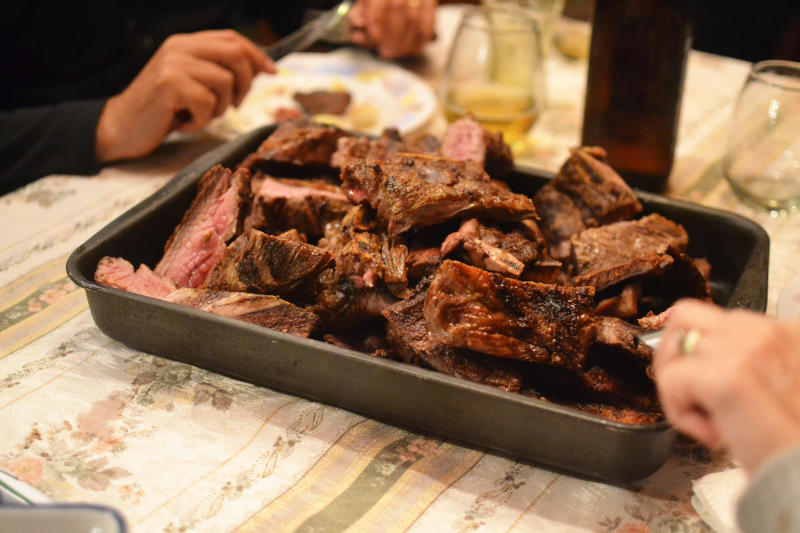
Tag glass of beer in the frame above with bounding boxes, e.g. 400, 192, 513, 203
723, 60, 800, 214
441, 5, 545, 145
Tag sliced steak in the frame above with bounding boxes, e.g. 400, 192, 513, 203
335, 231, 409, 298
95, 257, 176, 299
532, 186, 585, 259
245, 176, 352, 238
570, 213, 689, 290
424, 260, 596, 370
637, 307, 674, 331
534, 147, 642, 257
593, 316, 653, 364
164, 288, 319, 337
595, 282, 641, 318
406, 246, 442, 283
383, 289, 524, 392
440, 218, 543, 278
254, 119, 345, 167
155, 165, 252, 288
203, 228, 333, 299
341, 156, 537, 235
440, 116, 514, 179
331, 128, 437, 168
293, 90, 351, 116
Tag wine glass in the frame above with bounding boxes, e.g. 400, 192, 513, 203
481, 0, 565, 56
441, 5, 545, 146
723, 60, 800, 214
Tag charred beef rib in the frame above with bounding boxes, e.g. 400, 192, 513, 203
155, 165, 252, 288
534, 147, 642, 258
341, 156, 537, 235
252, 119, 345, 167
203, 228, 333, 298
424, 260, 596, 370
165, 288, 319, 337
570, 213, 688, 291
382, 288, 525, 392
440, 218, 545, 279
331, 128, 438, 168
244, 177, 352, 239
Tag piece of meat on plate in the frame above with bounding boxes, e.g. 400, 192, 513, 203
164, 288, 319, 338
570, 213, 689, 291
253, 119, 346, 167
155, 165, 252, 288
244, 177, 352, 239
440, 116, 514, 179
341, 156, 537, 236
95, 257, 177, 299
534, 147, 642, 258
382, 288, 524, 392
203, 228, 333, 299
293, 90, 352, 116
424, 260, 596, 370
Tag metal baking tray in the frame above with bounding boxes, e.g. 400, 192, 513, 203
66, 125, 769, 482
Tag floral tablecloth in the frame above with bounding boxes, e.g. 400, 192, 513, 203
2, 6, 799, 533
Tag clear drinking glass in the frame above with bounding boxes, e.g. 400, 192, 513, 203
723, 60, 800, 214
441, 5, 545, 145
482, 0, 565, 56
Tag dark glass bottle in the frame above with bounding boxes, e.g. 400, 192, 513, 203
581, 0, 693, 192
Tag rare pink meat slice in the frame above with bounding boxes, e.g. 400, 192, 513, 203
164, 288, 319, 338
94, 257, 176, 298
203, 228, 333, 298
341, 156, 537, 236
440, 116, 514, 178
155, 165, 252, 288
424, 260, 596, 370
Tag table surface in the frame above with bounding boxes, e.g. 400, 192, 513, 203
2, 5, 798, 532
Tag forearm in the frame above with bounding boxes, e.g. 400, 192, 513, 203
0, 99, 106, 195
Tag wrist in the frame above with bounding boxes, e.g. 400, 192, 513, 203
95, 96, 125, 163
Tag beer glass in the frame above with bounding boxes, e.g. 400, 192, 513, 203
723, 60, 800, 214
441, 5, 545, 145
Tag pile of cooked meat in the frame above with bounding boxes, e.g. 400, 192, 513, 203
95, 117, 713, 425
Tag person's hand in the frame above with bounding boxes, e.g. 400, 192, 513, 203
349, 0, 436, 59
96, 30, 275, 163
654, 299, 800, 473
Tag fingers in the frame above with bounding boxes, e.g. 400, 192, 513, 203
180, 55, 235, 118
656, 358, 721, 447
353, 0, 436, 58
169, 29, 275, 74
174, 79, 217, 133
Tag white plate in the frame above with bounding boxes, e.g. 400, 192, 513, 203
209, 48, 437, 138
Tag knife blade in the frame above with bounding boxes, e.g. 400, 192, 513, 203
264, 1, 353, 61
